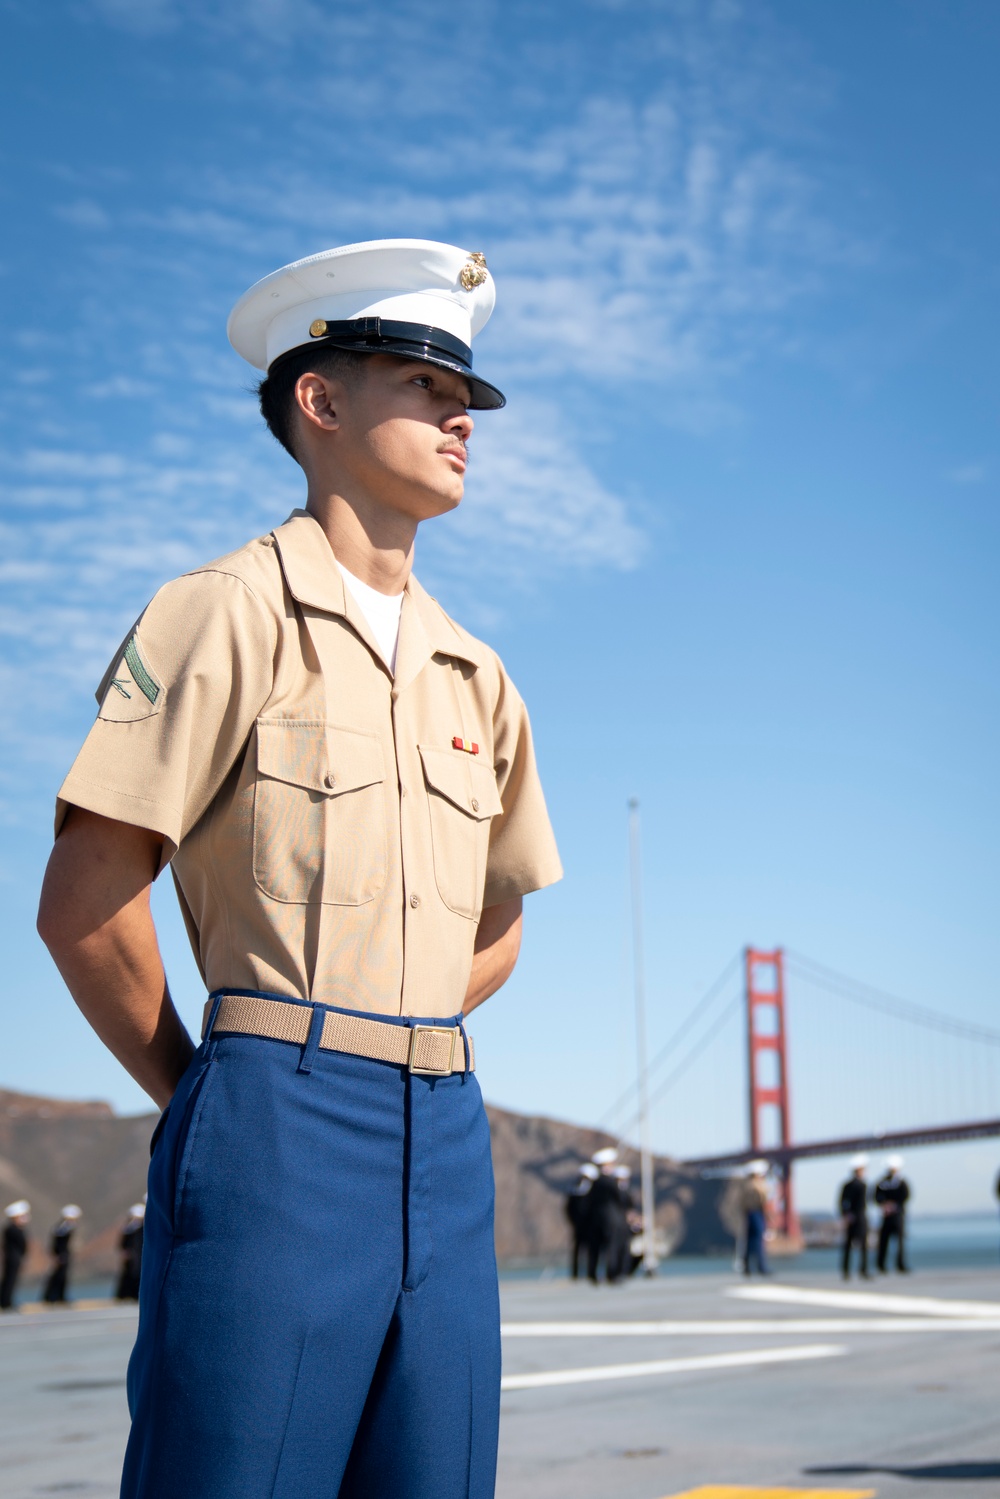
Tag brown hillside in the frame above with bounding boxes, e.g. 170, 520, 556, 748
0, 1087, 735, 1277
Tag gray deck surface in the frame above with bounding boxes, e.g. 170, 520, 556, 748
2, 1267, 998, 1497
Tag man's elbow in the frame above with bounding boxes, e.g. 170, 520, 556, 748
36, 886, 57, 953
36, 808, 162, 959
503, 919, 523, 981
37, 843, 77, 958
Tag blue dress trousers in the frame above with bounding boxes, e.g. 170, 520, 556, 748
121, 994, 500, 1499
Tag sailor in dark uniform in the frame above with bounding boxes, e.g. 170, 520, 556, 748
875, 1155, 910, 1273
565, 1163, 598, 1279
1, 1201, 30, 1311
116, 1203, 145, 1301
839, 1155, 871, 1279
587, 1148, 629, 1284
42, 1205, 81, 1305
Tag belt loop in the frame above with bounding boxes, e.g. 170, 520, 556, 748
297, 1004, 326, 1075
202, 991, 226, 1042
457, 1015, 471, 1080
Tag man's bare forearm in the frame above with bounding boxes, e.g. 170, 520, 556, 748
37, 808, 194, 1110
463, 896, 522, 1016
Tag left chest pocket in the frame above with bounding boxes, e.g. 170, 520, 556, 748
418, 745, 503, 920
254, 720, 386, 906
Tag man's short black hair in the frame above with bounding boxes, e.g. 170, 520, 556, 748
256, 345, 371, 460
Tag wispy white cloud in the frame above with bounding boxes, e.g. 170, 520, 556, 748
2, 0, 861, 817
86, 375, 158, 400
946, 462, 987, 485
58, 0, 858, 412
82, 0, 177, 37
433, 406, 643, 578
52, 198, 112, 231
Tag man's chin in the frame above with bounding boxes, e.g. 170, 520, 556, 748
416, 484, 463, 521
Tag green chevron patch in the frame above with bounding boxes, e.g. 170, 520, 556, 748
123, 634, 160, 705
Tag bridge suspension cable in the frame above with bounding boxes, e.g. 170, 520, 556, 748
598, 951, 742, 1131
614, 988, 744, 1145
784, 949, 1000, 1047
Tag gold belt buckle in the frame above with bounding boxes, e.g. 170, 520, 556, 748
408, 1024, 457, 1076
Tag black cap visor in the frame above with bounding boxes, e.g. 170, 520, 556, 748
271, 316, 506, 410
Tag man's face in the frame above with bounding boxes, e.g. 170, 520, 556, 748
320, 355, 474, 522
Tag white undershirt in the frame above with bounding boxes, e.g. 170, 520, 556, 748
338, 562, 404, 673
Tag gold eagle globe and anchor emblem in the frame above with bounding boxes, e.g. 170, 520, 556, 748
459, 252, 489, 290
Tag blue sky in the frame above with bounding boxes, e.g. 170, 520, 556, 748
2, 0, 998, 1214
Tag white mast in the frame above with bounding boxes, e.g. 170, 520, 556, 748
628, 797, 658, 1275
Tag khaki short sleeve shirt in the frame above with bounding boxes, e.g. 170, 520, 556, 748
56, 510, 563, 1018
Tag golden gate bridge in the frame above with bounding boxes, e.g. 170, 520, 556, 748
600, 946, 1000, 1243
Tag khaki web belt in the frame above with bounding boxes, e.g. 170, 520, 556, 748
203, 993, 474, 1076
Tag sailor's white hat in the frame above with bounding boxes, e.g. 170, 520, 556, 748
227, 238, 505, 410
850, 1153, 869, 1170
578, 1162, 600, 1180
128, 1203, 146, 1218
747, 1159, 769, 1176
60, 1204, 82, 1219
4, 1200, 29, 1218
591, 1147, 619, 1166
884, 1154, 903, 1171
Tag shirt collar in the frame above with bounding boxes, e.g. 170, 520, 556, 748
271, 508, 484, 674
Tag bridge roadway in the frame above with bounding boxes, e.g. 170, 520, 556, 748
681, 1116, 1000, 1171
2, 1266, 999, 1498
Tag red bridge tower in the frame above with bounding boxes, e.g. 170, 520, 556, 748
745, 946, 800, 1242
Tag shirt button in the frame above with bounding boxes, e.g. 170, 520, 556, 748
410, 894, 420, 909
324, 773, 336, 790
471, 797, 480, 812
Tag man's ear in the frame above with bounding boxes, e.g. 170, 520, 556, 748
294, 372, 342, 434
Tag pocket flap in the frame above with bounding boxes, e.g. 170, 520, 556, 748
419, 745, 503, 821
257, 720, 384, 796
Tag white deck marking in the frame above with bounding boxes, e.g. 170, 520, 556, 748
501, 1316, 1000, 1335
728, 1283, 1000, 1318
499, 1342, 844, 1391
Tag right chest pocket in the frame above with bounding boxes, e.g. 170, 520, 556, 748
252, 719, 386, 906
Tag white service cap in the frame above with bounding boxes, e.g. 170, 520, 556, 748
4, 1200, 29, 1217
128, 1203, 146, 1218
850, 1154, 869, 1170
885, 1154, 903, 1171
591, 1147, 619, 1166
578, 1162, 600, 1180
613, 1164, 632, 1179
747, 1159, 769, 1176
60, 1204, 82, 1219
227, 239, 505, 410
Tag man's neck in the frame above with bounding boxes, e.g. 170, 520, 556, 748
306, 488, 416, 596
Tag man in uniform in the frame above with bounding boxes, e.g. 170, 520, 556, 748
42, 1205, 82, 1304
1, 1200, 30, 1311
116, 1202, 145, 1301
37, 240, 562, 1498
839, 1154, 871, 1280
565, 1161, 599, 1279
875, 1154, 910, 1274
739, 1160, 771, 1276
586, 1147, 629, 1283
